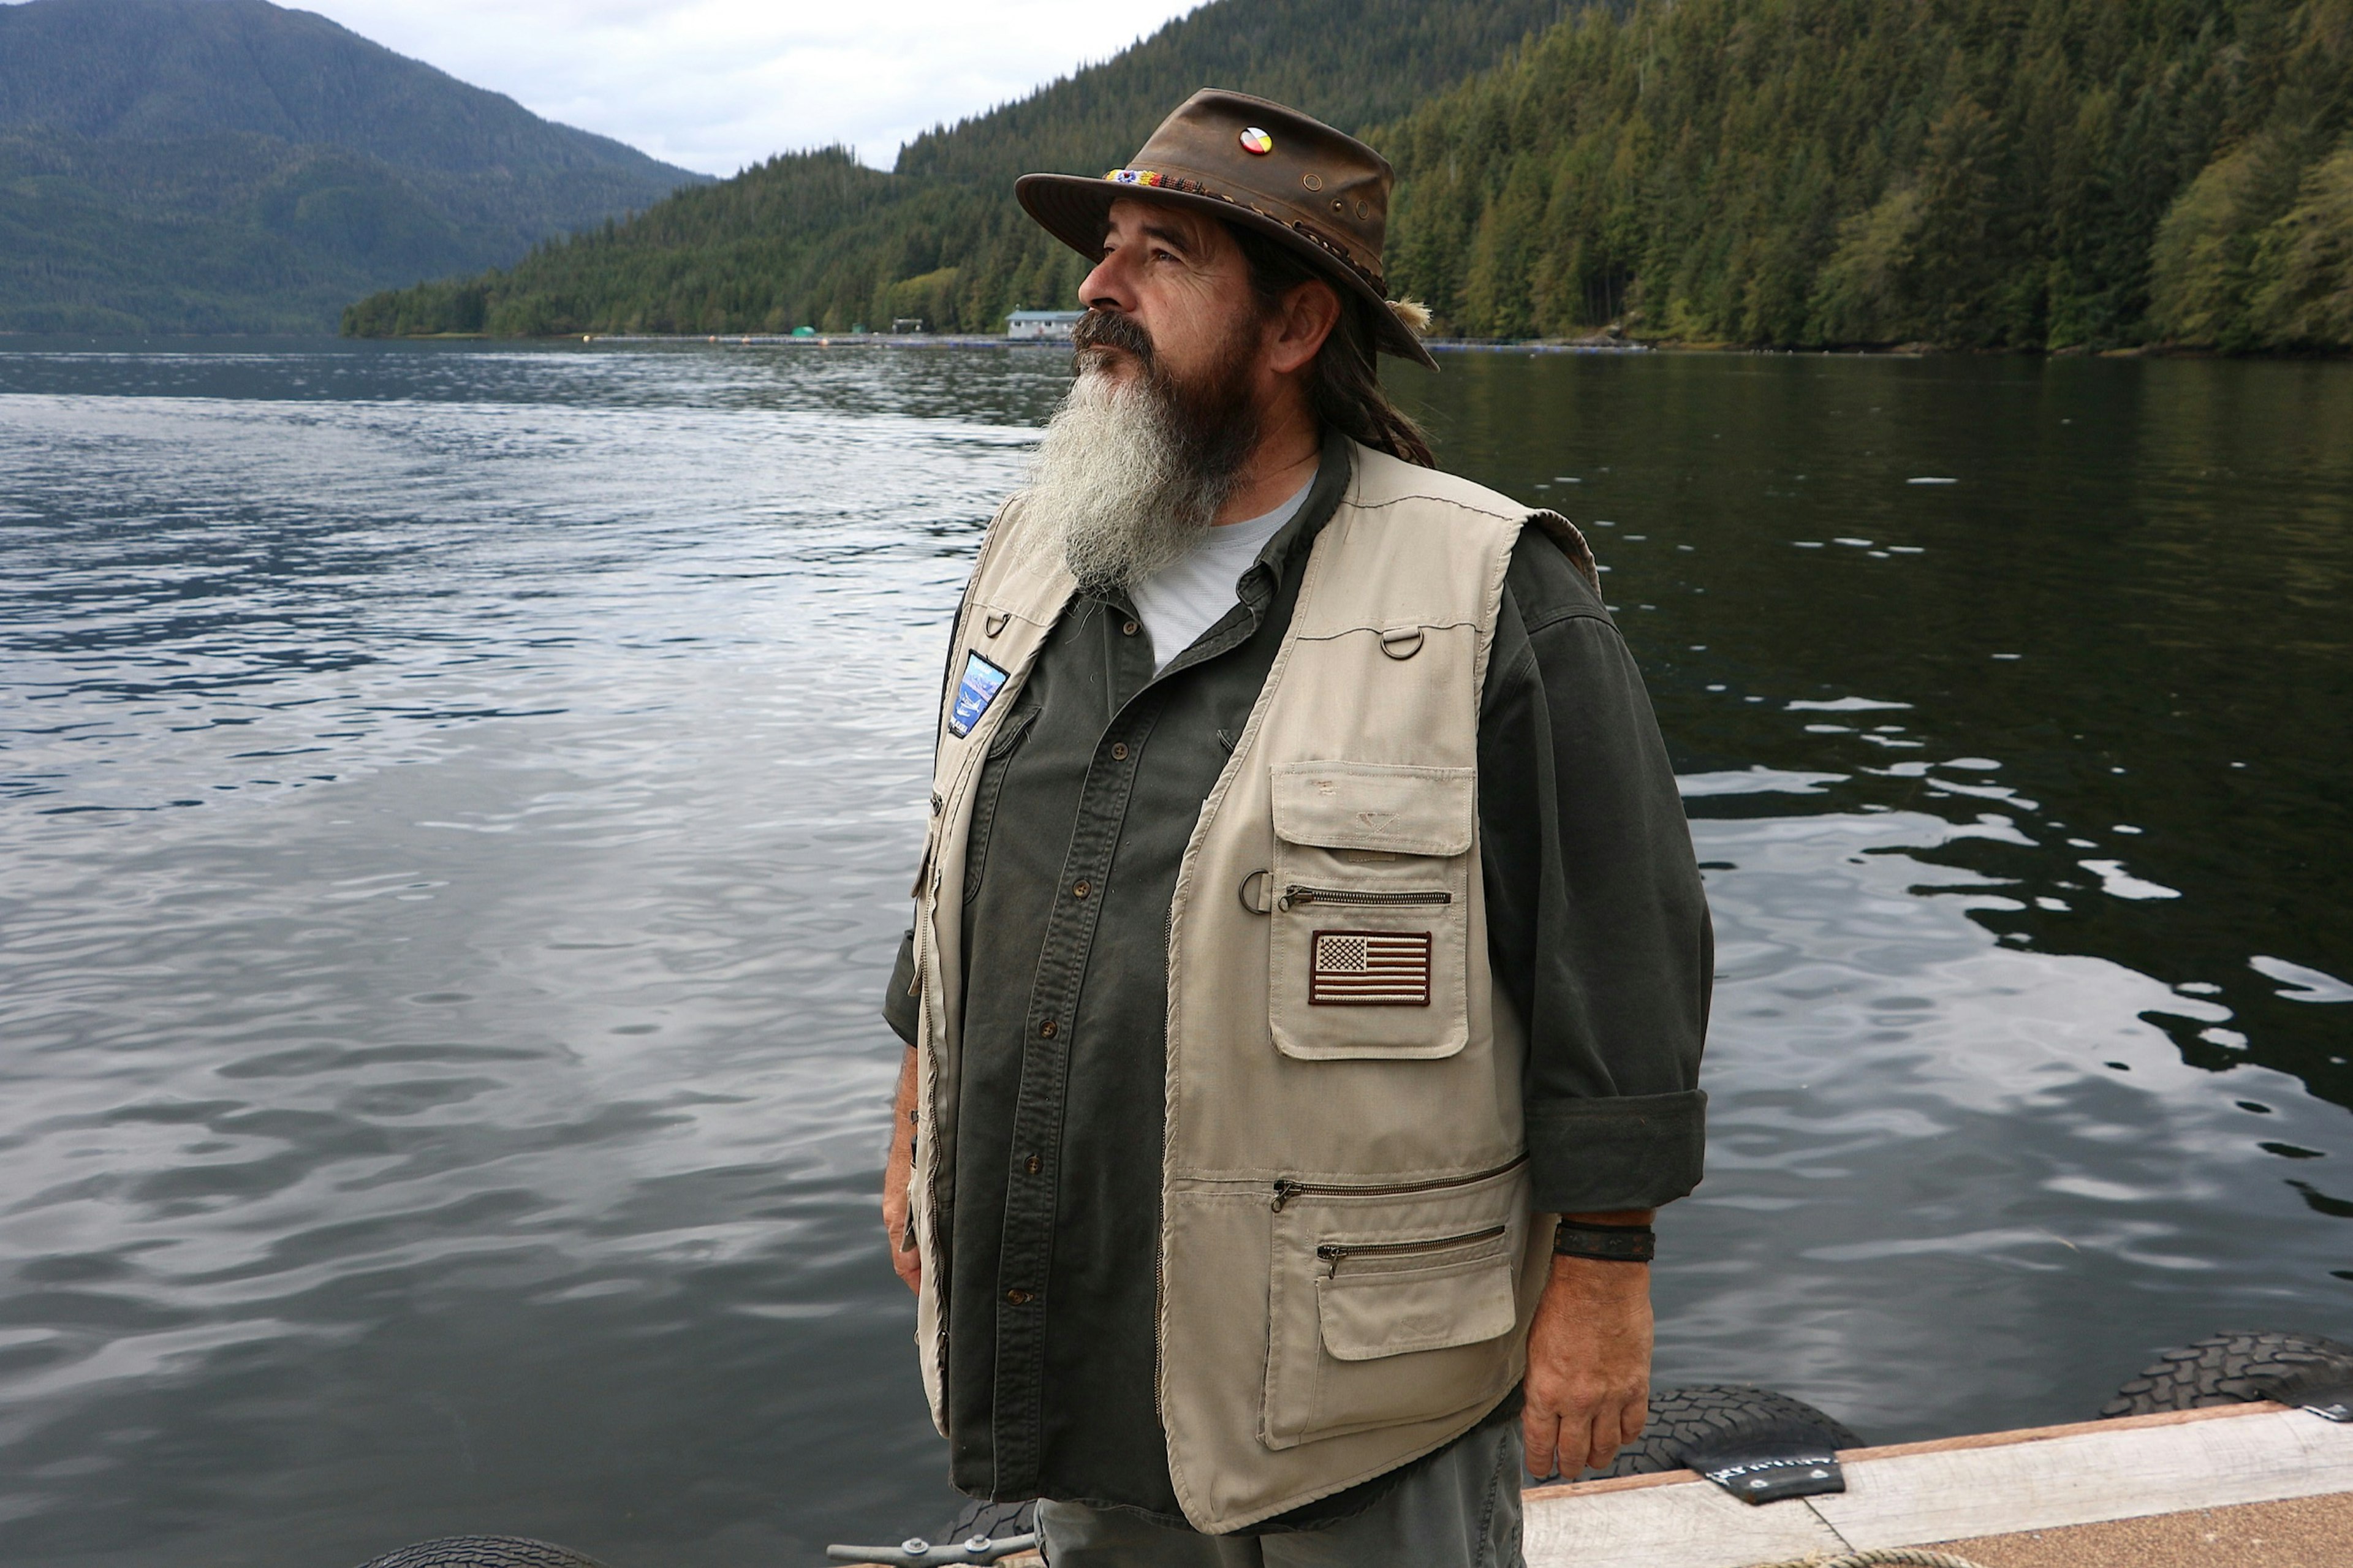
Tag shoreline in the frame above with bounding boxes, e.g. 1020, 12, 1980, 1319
422, 333, 2353, 360
564, 331, 1659, 355
4, 330, 2345, 362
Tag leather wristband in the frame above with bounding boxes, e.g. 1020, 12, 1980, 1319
1553, 1221, 1655, 1263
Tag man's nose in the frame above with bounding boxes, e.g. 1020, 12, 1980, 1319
1079, 250, 1138, 315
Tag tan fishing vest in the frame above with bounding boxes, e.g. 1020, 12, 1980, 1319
906, 441, 1592, 1532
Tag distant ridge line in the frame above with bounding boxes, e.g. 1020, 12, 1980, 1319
0, 0, 705, 334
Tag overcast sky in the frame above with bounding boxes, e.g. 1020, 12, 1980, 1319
301, 1, 1204, 176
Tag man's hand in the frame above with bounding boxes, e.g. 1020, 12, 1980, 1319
882, 1046, 922, 1294
1521, 1216, 1654, 1480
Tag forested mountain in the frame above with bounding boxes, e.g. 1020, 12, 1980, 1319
1385, 0, 2353, 351
339, 0, 1577, 338
894, 0, 1583, 184
0, 0, 702, 333
349, 0, 2351, 353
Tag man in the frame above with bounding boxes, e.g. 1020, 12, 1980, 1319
879, 90, 1708, 1566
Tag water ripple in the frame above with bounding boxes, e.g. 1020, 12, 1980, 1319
1, 343, 2346, 1566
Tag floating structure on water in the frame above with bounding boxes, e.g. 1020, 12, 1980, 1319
1004, 310, 1085, 341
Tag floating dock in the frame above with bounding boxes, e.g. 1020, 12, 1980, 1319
1521, 1401, 2352, 1567
906, 1402, 2348, 1568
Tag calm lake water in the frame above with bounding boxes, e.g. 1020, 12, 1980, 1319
1, 339, 2347, 1567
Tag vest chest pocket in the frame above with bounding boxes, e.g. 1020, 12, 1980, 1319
961, 700, 1039, 903
1267, 762, 1473, 1061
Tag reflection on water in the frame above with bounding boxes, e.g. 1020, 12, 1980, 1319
1678, 798, 2332, 1437
0, 341, 2346, 1566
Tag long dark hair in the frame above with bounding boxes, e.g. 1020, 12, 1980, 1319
1231, 225, 1436, 469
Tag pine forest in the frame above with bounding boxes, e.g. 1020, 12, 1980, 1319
343, 0, 2353, 353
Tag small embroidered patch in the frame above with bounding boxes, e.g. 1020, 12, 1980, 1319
1309, 930, 1432, 1006
949, 650, 1010, 738
1105, 168, 1210, 195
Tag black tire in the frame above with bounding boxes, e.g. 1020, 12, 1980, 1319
355, 1538, 611, 1568
2100, 1329, 2353, 1418
942, 1496, 1037, 1542
1579, 1384, 1862, 1480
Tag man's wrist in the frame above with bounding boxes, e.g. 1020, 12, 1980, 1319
1552, 1218, 1655, 1263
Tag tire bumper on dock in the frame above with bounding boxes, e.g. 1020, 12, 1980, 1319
1521, 1402, 2353, 1567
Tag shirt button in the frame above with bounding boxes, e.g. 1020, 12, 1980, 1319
1039, 1020, 1058, 1039
1025, 1153, 1042, 1175
1006, 1287, 1032, 1305
1110, 742, 1129, 761
1122, 619, 1139, 636
1072, 879, 1090, 898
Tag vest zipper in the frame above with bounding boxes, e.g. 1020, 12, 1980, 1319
1270, 1153, 1528, 1213
1316, 1224, 1508, 1275
1275, 885, 1452, 912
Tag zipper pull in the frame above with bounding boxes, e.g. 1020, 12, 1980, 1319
1271, 1179, 1302, 1213
1276, 885, 1310, 912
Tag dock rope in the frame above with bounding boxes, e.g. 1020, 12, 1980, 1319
1750, 1544, 1985, 1553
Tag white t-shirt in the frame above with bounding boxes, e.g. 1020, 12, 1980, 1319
1129, 478, 1314, 676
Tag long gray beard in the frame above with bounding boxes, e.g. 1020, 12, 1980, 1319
1026, 367, 1243, 594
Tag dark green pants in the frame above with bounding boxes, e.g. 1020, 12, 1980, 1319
1036, 1423, 1526, 1567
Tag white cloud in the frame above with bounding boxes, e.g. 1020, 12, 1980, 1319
299, 1, 1203, 175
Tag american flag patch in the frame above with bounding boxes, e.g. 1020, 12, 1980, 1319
1309, 930, 1433, 1006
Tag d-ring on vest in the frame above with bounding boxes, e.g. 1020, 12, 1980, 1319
906, 442, 1595, 1532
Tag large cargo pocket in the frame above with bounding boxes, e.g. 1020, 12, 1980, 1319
1262, 1164, 1526, 1449
1267, 762, 1473, 1060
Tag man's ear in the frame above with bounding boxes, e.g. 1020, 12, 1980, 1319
1265, 278, 1343, 376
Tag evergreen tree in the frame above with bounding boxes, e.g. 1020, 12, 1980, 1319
347, 0, 2353, 354
1381, 0, 2352, 350
343, 0, 1572, 338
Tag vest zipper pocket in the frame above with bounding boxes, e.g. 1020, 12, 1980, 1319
1270, 1153, 1528, 1213
1275, 885, 1452, 912
1316, 1224, 1507, 1276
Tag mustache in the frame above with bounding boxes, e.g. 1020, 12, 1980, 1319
1071, 307, 1155, 367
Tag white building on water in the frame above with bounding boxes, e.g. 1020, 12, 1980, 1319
1006, 309, 1085, 341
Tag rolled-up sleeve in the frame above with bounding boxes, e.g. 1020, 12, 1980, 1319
1480, 536, 1711, 1213
883, 927, 920, 1045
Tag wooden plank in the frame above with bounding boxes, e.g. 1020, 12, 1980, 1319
1523, 1466, 1711, 1502
1936, 1493, 2353, 1568
1521, 1473, 1847, 1568
1835, 1399, 2284, 1464
1814, 1406, 2353, 1548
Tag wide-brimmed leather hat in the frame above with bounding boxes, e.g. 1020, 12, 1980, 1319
1015, 88, 1438, 370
